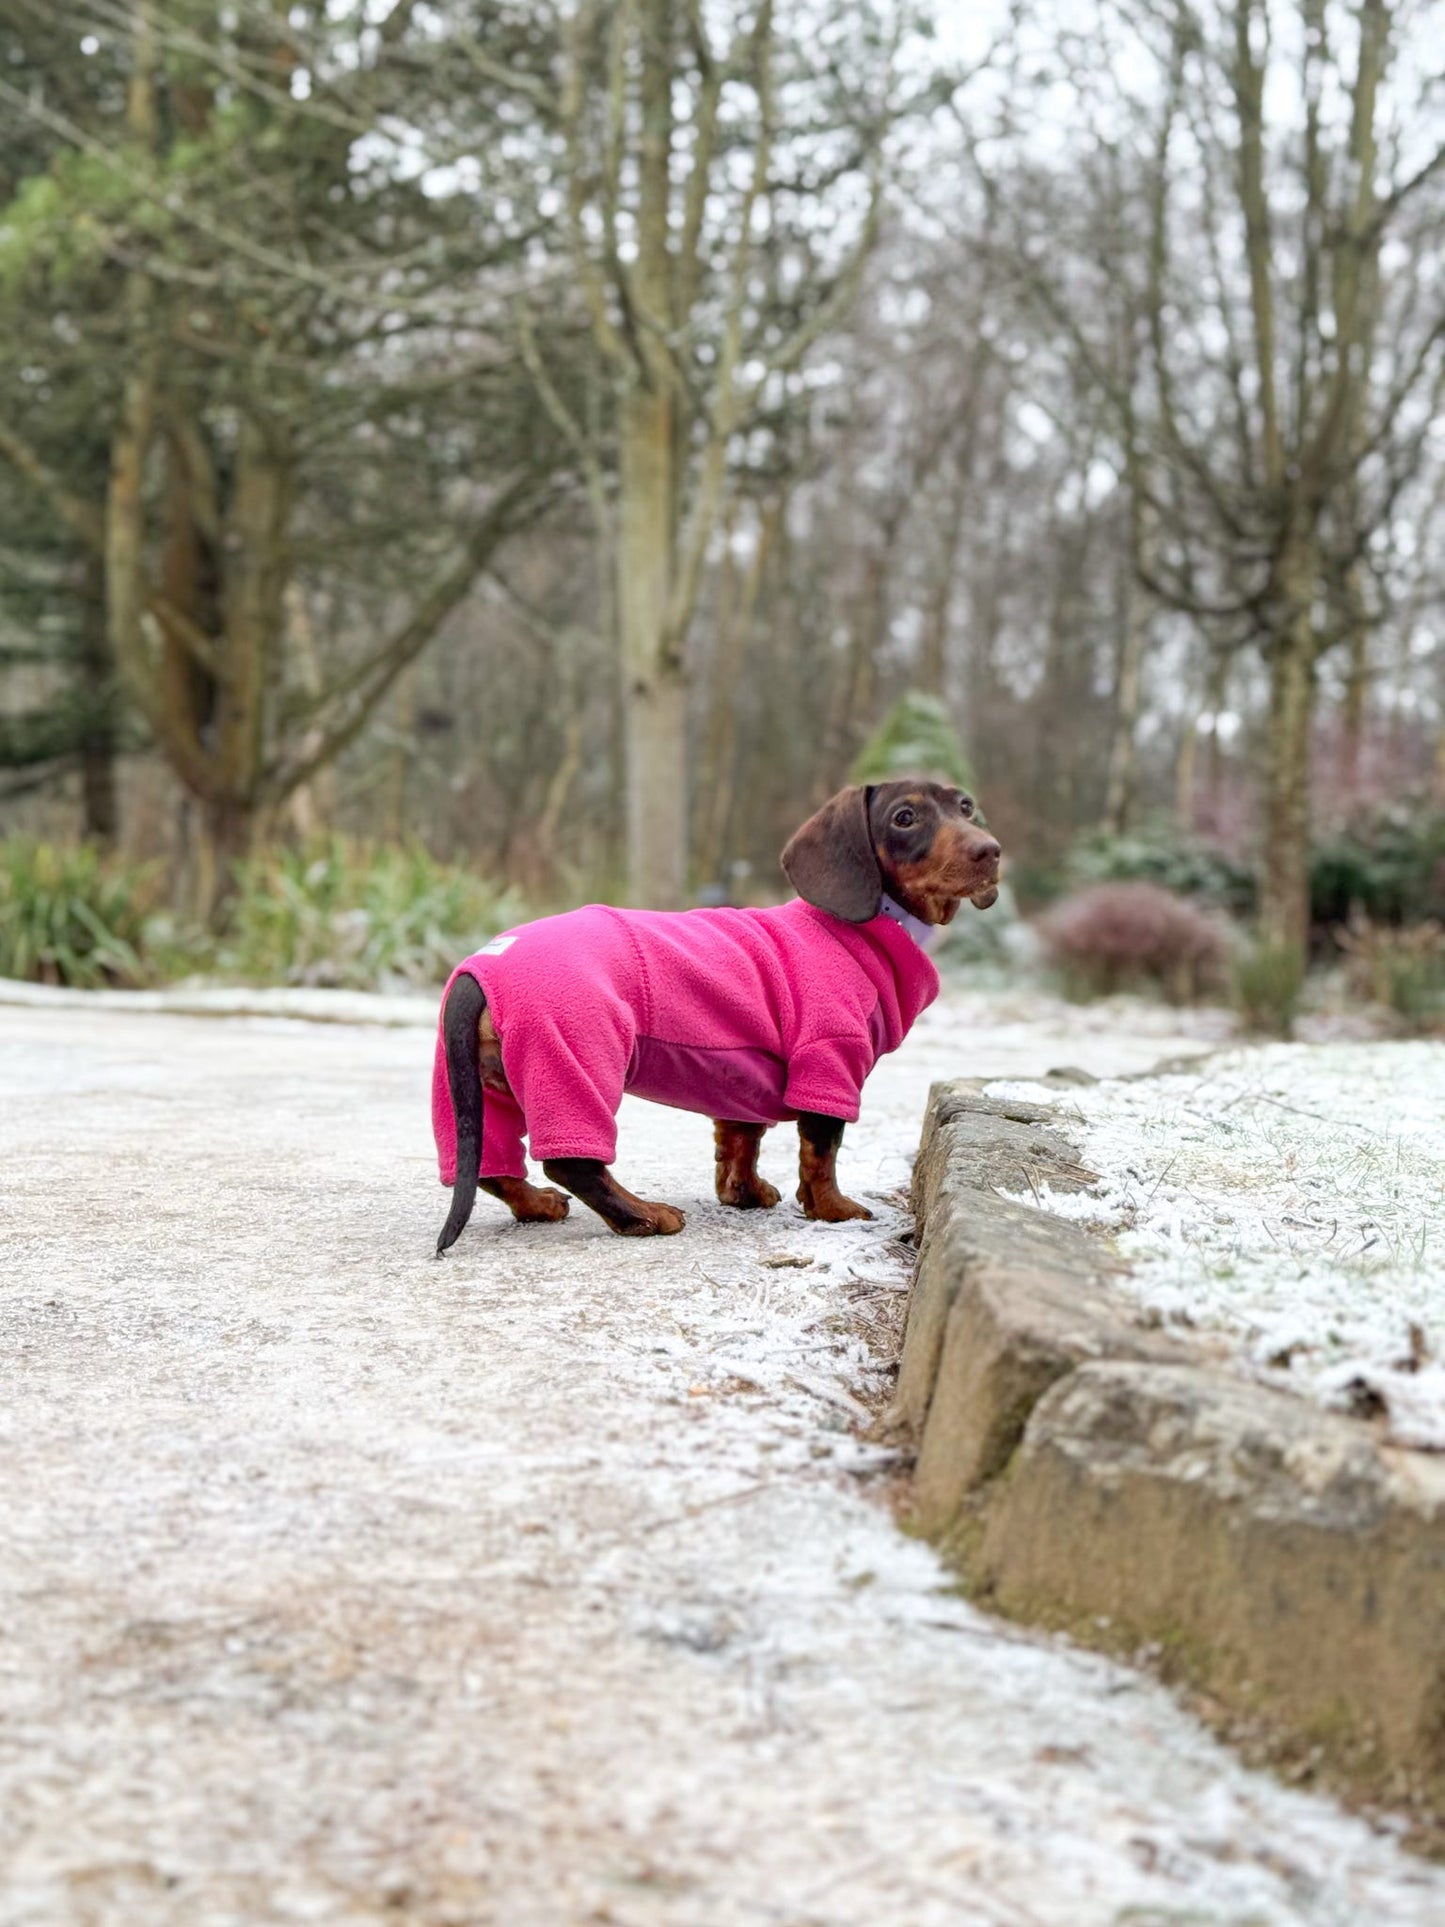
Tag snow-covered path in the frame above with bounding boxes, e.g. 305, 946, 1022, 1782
2, 987, 1442, 1925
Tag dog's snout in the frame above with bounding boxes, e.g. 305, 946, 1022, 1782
970, 834, 1001, 867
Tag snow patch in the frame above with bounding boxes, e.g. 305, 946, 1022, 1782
986, 1042, 1445, 1448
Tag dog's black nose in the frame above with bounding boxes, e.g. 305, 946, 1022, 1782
973, 836, 1001, 866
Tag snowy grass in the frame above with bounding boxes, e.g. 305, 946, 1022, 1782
987, 1042, 1445, 1448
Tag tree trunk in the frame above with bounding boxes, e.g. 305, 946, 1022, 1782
1204, 656, 1229, 804
158, 430, 217, 748
1340, 562, 1369, 790
917, 462, 969, 698
537, 712, 584, 860
217, 415, 291, 823
1103, 575, 1146, 835
283, 582, 335, 840
612, 0, 686, 910
689, 501, 741, 872
1039, 517, 1091, 836
1174, 718, 1198, 827
619, 386, 686, 908
77, 555, 119, 844
387, 662, 418, 844
697, 503, 776, 882
848, 549, 887, 745
195, 794, 254, 923
105, 332, 162, 751
625, 672, 688, 907
1259, 601, 1317, 959
821, 539, 889, 790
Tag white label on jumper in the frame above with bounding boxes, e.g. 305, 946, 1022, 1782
478, 933, 517, 956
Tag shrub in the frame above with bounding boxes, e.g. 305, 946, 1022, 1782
851, 691, 976, 793
1066, 821, 1255, 917
1232, 938, 1305, 1038
1035, 881, 1230, 1002
0, 838, 157, 988
0, 835, 530, 992
1310, 804, 1445, 930
1070, 805, 1445, 939
216, 838, 528, 989
1338, 917, 1445, 1031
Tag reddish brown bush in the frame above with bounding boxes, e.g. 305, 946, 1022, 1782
1036, 881, 1230, 1002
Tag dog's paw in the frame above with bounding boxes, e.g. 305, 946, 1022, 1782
717, 1176, 782, 1211
487, 1176, 571, 1223
513, 1186, 570, 1224
797, 1186, 873, 1224
616, 1201, 687, 1236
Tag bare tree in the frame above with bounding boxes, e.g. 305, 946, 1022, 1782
974, 0, 1445, 955
539, 0, 909, 905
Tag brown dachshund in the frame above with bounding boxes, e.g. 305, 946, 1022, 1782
434, 781, 1000, 1251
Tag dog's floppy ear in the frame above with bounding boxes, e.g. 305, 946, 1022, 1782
781, 785, 881, 922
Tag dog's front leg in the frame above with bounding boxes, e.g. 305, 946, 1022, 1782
541, 1159, 686, 1236
795, 1112, 873, 1222
713, 1120, 781, 1209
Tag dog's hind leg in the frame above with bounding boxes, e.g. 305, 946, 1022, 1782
480, 1175, 569, 1223
474, 1006, 568, 1224
438, 978, 570, 1251
541, 1159, 685, 1236
712, 1120, 780, 1209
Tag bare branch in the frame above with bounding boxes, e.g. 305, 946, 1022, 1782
1231, 0, 1283, 487
0, 422, 104, 551
560, 0, 633, 370
666, 0, 775, 652
1146, 20, 1248, 541
147, 595, 229, 684
267, 472, 555, 799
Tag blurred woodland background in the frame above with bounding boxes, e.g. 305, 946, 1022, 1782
2, 0, 1444, 1021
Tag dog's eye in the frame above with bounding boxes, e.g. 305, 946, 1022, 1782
892, 806, 917, 829
959, 797, 975, 819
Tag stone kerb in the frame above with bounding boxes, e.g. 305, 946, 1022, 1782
895, 1078, 1445, 1818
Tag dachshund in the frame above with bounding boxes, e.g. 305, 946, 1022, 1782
433, 780, 1000, 1252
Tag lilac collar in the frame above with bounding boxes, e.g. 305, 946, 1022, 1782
877, 894, 942, 952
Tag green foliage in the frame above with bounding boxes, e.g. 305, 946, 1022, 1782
0, 837, 530, 993
1232, 938, 1305, 1038
0, 155, 125, 295
1067, 822, 1255, 917
1338, 919, 1445, 1031
216, 840, 529, 990
0, 838, 154, 987
1310, 804, 1445, 929
851, 691, 975, 793
0, 2, 574, 839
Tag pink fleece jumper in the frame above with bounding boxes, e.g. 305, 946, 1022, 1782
432, 898, 939, 1184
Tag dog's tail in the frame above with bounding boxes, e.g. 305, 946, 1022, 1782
436, 972, 485, 1255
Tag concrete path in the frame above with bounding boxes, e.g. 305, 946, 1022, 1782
2, 987, 1442, 1926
